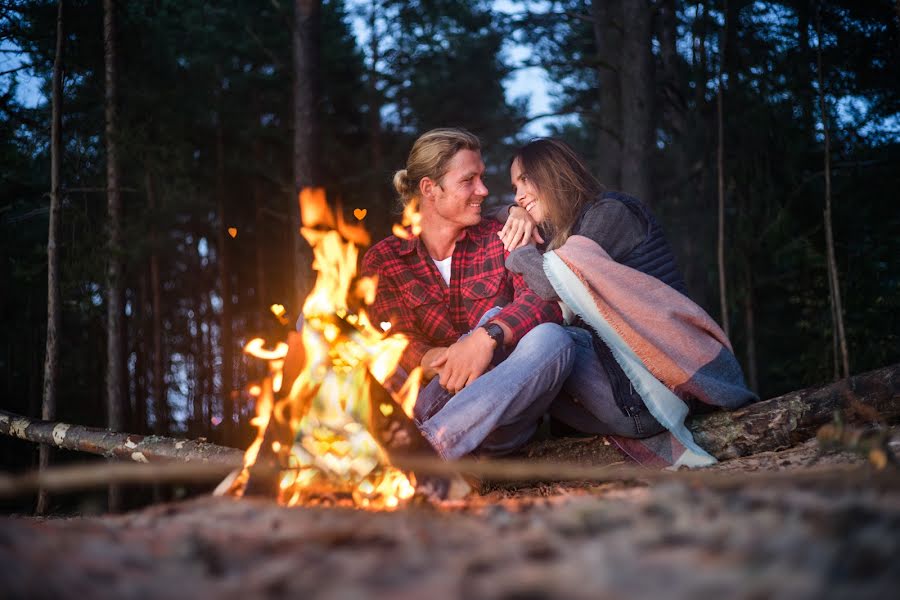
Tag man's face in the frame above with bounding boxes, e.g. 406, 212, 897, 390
426, 149, 489, 229
510, 158, 546, 224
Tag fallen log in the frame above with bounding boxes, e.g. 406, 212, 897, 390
688, 362, 900, 459
0, 409, 243, 466
1, 363, 898, 471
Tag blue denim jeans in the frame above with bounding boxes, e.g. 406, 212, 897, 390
550, 326, 665, 438
415, 318, 575, 460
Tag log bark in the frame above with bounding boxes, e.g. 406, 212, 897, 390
0, 409, 243, 467
2, 364, 898, 472
688, 363, 900, 459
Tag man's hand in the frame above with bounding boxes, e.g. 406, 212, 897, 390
429, 328, 496, 394
420, 347, 448, 381
498, 205, 543, 251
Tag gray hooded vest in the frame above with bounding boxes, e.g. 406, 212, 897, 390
577, 191, 688, 296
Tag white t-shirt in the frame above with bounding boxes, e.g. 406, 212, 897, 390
432, 256, 452, 286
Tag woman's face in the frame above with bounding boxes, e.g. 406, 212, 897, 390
510, 158, 546, 224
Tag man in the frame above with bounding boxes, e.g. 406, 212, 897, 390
363, 128, 574, 460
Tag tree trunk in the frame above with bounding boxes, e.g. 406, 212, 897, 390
743, 263, 759, 392
188, 234, 207, 439
208, 289, 222, 440
38, 0, 65, 515
693, 0, 711, 109
590, 0, 623, 188
716, 0, 729, 338
797, 0, 814, 136
215, 123, 234, 445
657, 0, 687, 142
252, 141, 268, 330
366, 3, 384, 176
103, 0, 124, 513
816, 4, 850, 380
146, 173, 167, 435
657, 0, 704, 305
292, 0, 322, 307
365, 2, 391, 239
134, 270, 148, 434
620, 0, 654, 205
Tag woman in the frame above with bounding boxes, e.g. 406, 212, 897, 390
496, 138, 755, 461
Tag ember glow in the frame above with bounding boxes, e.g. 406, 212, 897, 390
229, 188, 421, 510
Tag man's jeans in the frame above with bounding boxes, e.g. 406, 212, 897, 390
550, 326, 664, 438
414, 316, 575, 460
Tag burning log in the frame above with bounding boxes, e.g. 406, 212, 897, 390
242, 330, 310, 498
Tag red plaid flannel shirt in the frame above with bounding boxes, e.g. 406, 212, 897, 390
362, 220, 563, 378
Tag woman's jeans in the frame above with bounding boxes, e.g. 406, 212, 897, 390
414, 314, 575, 460
550, 326, 665, 438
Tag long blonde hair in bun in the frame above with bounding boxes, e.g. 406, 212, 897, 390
395, 128, 481, 207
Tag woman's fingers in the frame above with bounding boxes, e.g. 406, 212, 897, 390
499, 205, 539, 251
499, 220, 529, 251
498, 223, 516, 250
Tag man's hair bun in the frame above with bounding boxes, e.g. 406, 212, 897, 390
393, 169, 410, 198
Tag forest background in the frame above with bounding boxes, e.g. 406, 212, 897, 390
1, 0, 898, 513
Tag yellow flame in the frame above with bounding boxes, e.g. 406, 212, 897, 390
244, 338, 289, 361
398, 367, 424, 420
299, 187, 335, 230
235, 187, 420, 510
392, 198, 422, 239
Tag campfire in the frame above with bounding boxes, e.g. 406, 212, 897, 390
227, 189, 425, 510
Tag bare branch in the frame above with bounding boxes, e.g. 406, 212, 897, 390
0, 62, 30, 76
0, 461, 237, 498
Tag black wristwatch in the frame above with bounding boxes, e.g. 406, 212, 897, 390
480, 322, 505, 348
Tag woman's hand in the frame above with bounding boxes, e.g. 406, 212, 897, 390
498, 205, 544, 251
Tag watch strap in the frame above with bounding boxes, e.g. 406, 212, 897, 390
480, 322, 505, 347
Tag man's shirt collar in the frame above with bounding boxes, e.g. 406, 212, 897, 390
396, 225, 480, 258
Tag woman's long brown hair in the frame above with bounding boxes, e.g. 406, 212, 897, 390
511, 138, 604, 250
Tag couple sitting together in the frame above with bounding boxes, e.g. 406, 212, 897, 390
363, 128, 756, 469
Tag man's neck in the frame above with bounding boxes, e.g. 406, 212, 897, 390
419, 214, 466, 260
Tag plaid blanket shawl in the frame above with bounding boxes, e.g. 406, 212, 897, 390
544, 236, 757, 468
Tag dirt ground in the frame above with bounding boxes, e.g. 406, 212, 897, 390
1, 436, 898, 600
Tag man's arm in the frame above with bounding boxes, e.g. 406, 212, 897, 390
490, 270, 563, 345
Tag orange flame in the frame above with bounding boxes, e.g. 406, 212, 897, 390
392, 198, 422, 239
234, 187, 418, 510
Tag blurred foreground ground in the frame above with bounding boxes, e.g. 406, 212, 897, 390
1, 435, 898, 600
